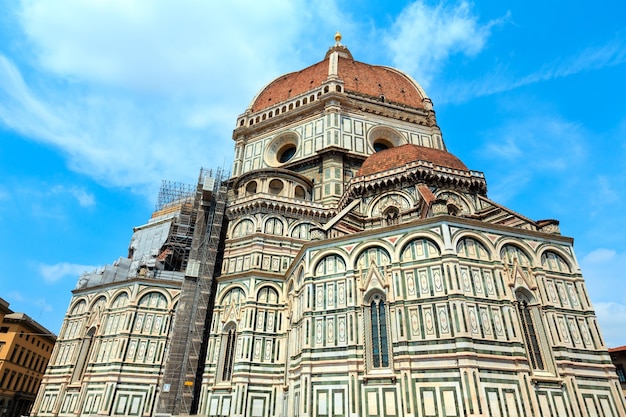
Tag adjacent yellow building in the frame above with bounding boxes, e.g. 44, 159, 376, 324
0, 297, 56, 417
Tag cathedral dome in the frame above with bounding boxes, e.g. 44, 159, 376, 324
356, 144, 468, 177
249, 44, 430, 112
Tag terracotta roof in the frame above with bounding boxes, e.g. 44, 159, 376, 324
608, 345, 626, 353
251, 61, 329, 112
356, 144, 468, 177
250, 50, 426, 112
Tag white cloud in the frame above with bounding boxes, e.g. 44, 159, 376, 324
384, 1, 504, 88
481, 113, 587, 204
51, 185, 95, 207
39, 262, 99, 283
582, 248, 616, 264
7, 291, 24, 302
441, 38, 626, 103
592, 302, 626, 348
0, 1, 354, 193
18, 0, 303, 96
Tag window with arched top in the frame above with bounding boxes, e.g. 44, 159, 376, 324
219, 323, 237, 382
138, 292, 167, 309
70, 300, 87, 315
294, 185, 306, 200
221, 287, 245, 307
245, 181, 257, 196
111, 293, 129, 309
401, 238, 440, 262
365, 292, 390, 369
356, 247, 391, 271
257, 286, 279, 304
71, 326, 96, 383
515, 290, 552, 373
457, 237, 490, 260
541, 251, 570, 273
264, 217, 284, 235
501, 244, 531, 267
232, 219, 254, 238
383, 206, 399, 226
315, 254, 346, 276
291, 223, 313, 240
91, 296, 106, 311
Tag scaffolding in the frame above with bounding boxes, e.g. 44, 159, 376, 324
157, 168, 229, 416
152, 180, 200, 274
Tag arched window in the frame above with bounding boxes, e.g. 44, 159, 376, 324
294, 185, 306, 200
315, 254, 346, 276
111, 292, 129, 308
383, 206, 399, 226
501, 244, 530, 267
291, 222, 313, 240
71, 327, 96, 383
232, 219, 254, 238
401, 238, 439, 262
221, 287, 245, 307
138, 292, 167, 309
219, 324, 237, 382
457, 237, 490, 260
515, 291, 550, 372
245, 181, 257, 196
265, 217, 284, 235
366, 293, 390, 369
257, 286, 279, 304
356, 247, 390, 271
70, 300, 87, 315
541, 251, 570, 273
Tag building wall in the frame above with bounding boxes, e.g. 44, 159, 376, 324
28, 44, 626, 417
0, 303, 55, 417
32, 281, 180, 417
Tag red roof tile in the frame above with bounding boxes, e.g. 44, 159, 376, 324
356, 144, 468, 177
251, 51, 426, 112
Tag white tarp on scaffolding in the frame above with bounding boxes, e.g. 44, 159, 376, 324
75, 216, 176, 289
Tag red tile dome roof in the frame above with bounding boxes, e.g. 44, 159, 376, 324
357, 144, 468, 177
249, 46, 429, 112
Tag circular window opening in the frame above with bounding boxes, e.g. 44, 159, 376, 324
373, 139, 393, 152
278, 144, 297, 163
269, 179, 284, 195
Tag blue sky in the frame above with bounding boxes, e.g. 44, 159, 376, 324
1, 1, 625, 347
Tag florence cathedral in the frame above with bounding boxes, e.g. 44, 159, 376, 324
31, 35, 626, 417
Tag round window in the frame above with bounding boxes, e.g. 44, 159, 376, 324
373, 139, 393, 152
278, 144, 297, 163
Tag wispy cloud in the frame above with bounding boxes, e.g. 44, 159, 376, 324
441, 38, 626, 103
32, 297, 53, 313
39, 262, 99, 283
51, 185, 95, 207
480, 111, 588, 204
384, 1, 507, 88
7, 291, 24, 302
0, 1, 358, 194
